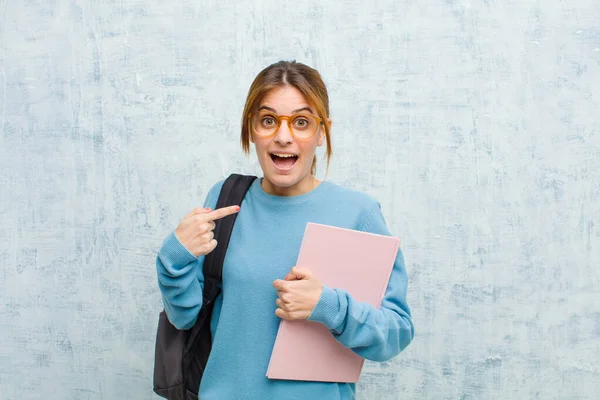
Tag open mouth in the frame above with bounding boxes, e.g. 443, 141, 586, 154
270, 153, 298, 170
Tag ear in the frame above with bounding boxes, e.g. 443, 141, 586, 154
317, 119, 331, 147
250, 132, 255, 144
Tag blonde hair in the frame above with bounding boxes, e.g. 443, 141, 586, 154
241, 61, 332, 175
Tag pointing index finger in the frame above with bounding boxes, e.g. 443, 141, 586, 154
203, 205, 240, 222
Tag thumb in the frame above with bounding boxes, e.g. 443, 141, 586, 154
286, 266, 312, 281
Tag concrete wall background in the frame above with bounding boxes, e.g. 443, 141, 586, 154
1, 1, 599, 399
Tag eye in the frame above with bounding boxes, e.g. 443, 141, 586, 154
261, 116, 277, 127
292, 117, 310, 129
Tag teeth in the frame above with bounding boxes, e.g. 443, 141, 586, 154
272, 153, 297, 158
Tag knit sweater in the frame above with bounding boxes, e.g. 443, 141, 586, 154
156, 177, 414, 399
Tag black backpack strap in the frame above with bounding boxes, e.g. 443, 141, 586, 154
184, 173, 256, 355
202, 173, 257, 305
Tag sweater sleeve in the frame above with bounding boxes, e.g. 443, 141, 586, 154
156, 181, 222, 330
307, 200, 415, 362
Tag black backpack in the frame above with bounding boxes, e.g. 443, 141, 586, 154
153, 174, 257, 400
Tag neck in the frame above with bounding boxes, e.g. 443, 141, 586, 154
261, 174, 321, 197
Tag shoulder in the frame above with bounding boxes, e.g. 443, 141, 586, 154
207, 179, 226, 197
202, 178, 227, 208
323, 181, 381, 211
203, 174, 257, 208
322, 181, 383, 229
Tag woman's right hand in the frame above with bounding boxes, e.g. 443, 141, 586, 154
174, 205, 241, 257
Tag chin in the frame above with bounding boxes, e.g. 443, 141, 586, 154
264, 171, 302, 188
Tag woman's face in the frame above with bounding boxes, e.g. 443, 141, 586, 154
250, 85, 327, 196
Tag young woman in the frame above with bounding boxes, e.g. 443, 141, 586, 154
156, 61, 414, 399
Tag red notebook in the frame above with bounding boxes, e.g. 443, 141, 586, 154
266, 222, 400, 382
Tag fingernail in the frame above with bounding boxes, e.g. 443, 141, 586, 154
235, 206, 240, 211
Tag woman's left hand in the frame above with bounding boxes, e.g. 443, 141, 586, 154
273, 267, 323, 320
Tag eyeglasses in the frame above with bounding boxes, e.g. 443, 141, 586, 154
249, 111, 323, 140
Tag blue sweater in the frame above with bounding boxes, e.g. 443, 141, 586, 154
156, 178, 414, 400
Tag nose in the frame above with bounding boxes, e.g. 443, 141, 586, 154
274, 119, 293, 144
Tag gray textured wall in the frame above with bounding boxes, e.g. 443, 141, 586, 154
1, 1, 599, 399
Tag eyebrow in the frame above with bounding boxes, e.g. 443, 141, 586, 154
258, 105, 315, 114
